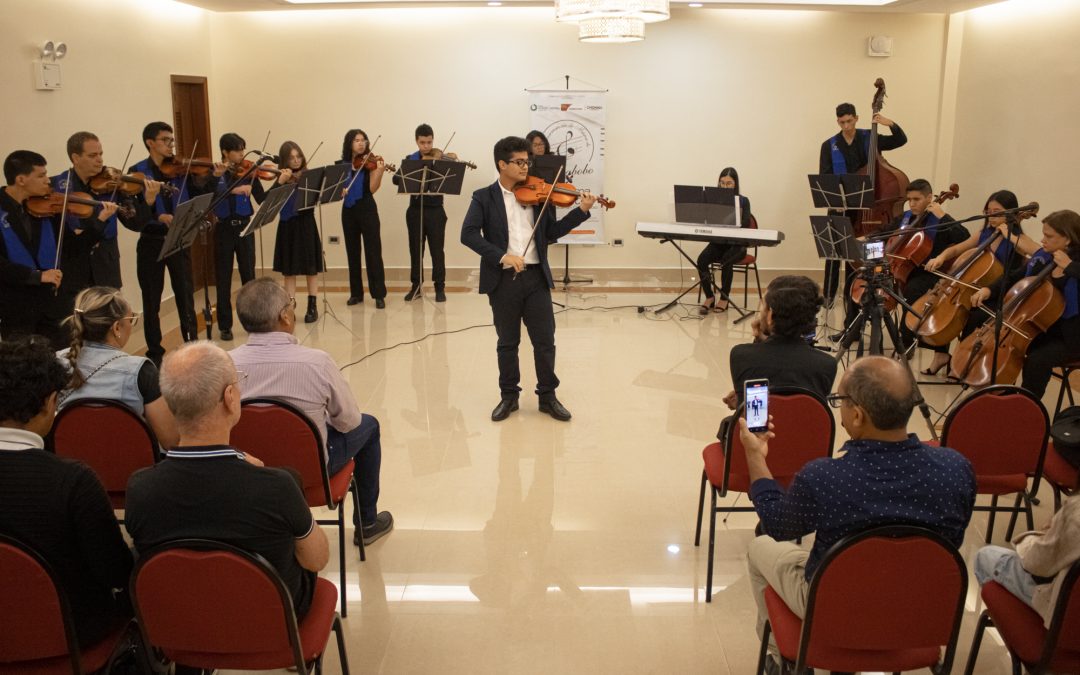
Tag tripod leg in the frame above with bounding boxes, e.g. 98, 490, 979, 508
884, 311, 941, 441
834, 310, 868, 362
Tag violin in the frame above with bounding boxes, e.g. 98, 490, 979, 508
849, 184, 959, 308
26, 191, 133, 220
852, 78, 911, 237
351, 154, 396, 173
228, 159, 282, 182
423, 149, 477, 170
907, 203, 1039, 347
950, 255, 1065, 387
513, 175, 615, 210
89, 167, 178, 198
159, 156, 216, 178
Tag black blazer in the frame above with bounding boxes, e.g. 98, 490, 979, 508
461, 181, 591, 294
730, 336, 838, 405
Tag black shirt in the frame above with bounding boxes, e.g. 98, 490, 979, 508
125, 445, 317, 616
819, 124, 908, 175
730, 335, 838, 405
0, 441, 133, 646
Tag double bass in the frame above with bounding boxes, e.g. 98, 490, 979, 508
907, 203, 1039, 346
949, 259, 1064, 387
852, 78, 910, 238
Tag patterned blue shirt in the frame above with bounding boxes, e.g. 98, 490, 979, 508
749, 434, 976, 579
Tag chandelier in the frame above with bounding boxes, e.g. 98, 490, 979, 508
578, 16, 646, 43
555, 0, 669, 43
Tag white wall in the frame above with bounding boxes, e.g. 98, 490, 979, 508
0, 0, 213, 311
207, 7, 950, 274
947, 0, 1080, 237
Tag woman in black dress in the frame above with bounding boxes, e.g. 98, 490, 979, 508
273, 140, 323, 322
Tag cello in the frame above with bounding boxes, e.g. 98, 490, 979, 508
949, 259, 1064, 387
907, 203, 1039, 346
851, 78, 910, 238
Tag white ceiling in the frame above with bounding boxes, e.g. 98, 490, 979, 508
173, 0, 1005, 13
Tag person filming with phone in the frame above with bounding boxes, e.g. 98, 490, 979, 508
740, 356, 976, 675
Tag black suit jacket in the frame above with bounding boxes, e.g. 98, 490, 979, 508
730, 336, 838, 405
460, 181, 591, 294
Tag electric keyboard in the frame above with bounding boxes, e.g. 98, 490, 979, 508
635, 221, 784, 246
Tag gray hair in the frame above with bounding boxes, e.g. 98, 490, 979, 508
844, 356, 918, 430
159, 341, 235, 426
236, 277, 290, 334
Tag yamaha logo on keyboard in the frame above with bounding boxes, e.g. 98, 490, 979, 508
694, 228, 711, 235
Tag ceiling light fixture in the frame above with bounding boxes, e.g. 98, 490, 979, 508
557, 0, 670, 23
578, 16, 645, 42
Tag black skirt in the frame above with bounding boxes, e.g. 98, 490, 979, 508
273, 211, 324, 276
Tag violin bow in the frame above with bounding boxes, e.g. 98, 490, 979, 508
53, 169, 74, 296
440, 131, 457, 158
343, 134, 381, 195
175, 139, 200, 211
109, 144, 135, 204
514, 165, 565, 281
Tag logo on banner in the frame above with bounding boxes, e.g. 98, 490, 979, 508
546, 120, 594, 163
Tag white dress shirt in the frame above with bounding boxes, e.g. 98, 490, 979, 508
0, 427, 45, 451
499, 181, 540, 265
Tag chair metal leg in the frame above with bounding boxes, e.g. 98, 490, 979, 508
986, 495, 999, 543
338, 505, 348, 618
694, 470, 707, 547
334, 614, 352, 675
962, 611, 991, 675
1005, 492, 1022, 541
752, 264, 762, 302
706, 486, 717, 603
1011, 654, 1022, 675
1025, 490, 1035, 531
351, 478, 366, 562
1054, 485, 1063, 512
756, 621, 772, 675
742, 266, 749, 308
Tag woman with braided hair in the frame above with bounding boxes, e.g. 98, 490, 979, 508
58, 286, 178, 448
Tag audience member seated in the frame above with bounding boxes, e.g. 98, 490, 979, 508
58, 286, 179, 448
724, 275, 836, 410
230, 277, 393, 546
0, 336, 133, 647
975, 494, 1080, 627
741, 356, 976, 675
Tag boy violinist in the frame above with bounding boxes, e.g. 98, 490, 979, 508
213, 132, 266, 340
0, 151, 67, 348
119, 121, 224, 366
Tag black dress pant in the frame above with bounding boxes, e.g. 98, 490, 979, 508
136, 235, 197, 363
1023, 324, 1080, 398
899, 269, 949, 354
214, 218, 256, 332
406, 204, 447, 286
696, 242, 747, 300
342, 200, 386, 300
91, 237, 123, 289
489, 267, 558, 397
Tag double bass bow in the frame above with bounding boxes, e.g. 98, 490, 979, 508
852, 78, 910, 238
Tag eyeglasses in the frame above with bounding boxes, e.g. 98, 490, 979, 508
123, 313, 141, 328
506, 158, 532, 169
221, 370, 249, 401
827, 393, 854, 408
156, 136, 175, 145
281, 297, 297, 314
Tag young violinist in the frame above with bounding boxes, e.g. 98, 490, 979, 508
120, 121, 225, 366
460, 136, 595, 423
213, 133, 266, 340
695, 167, 752, 314
272, 140, 322, 321
894, 179, 968, 373
0, 151, 67, 348
340, 129, 387, 309
1017, 210, 1080, 399
820, 102, 908, 330
51, 132, 123, 300
395, 123, 452, 302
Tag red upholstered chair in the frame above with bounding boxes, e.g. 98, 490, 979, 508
940, 385, 1050, 543
756, 526, 968, 675
49, 398, 160, 513
0, 535, 132, 675
710, 214, 763, 310
1043, 441, 1079, 512
963, 560, 1080, 675
131, 539, 350, 674
693, 388, 835, 602
231, 398, 362, 617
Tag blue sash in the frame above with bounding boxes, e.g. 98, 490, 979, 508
1029, 249, 1080, 319
0, 206, 57, 270
830, 130, 870, 175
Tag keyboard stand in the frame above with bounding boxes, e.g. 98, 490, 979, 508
653, 237, 752, 323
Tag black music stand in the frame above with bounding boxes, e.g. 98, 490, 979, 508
156, 193, 214, 339
305, 164, 350, 328
240, 183, 296, 238
674, 185, 741, 226
533, 155, 591, 288
807, 174, 873, 211
397, 158, 466, 302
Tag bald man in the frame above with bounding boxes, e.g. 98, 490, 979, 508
740, 356, 975, 674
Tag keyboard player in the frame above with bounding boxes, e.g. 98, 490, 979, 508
696, 167, 752, 315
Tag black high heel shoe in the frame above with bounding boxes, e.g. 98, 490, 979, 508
921, 355, 951, 376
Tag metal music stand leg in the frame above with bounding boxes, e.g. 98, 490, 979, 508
315, 199, 349, 332
199, 222, 214, 341
560, 244, 592, 289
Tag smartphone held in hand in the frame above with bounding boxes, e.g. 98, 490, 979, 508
744, 379, 769, 433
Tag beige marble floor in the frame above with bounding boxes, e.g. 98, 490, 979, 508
211, 288, 1066, 675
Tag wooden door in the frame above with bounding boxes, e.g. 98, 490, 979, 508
170, 75, 216, 295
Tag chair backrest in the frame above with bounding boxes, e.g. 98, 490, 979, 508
131, 539, 303, 667
50, 398, 159, 507
801, 526, 968, 671
0, 535, 81, 672
723, 388, 835, 490
1041, 558, 1080, 672
942, 385, 1049, 478
231, 398, 330, 506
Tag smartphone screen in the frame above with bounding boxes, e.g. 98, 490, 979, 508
744, 379, 769, 433
864, 240, 885, 262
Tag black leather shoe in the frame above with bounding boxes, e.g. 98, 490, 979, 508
219, 330, 233, 341
353, 511, 394, 546
375, 298, 386, 309
435, 287, 447, 302
538, 397, 572, 421
491, 397, 519, 421
304, 295, 318, 323
346, 296, 363, 306
404, 284, 420, 301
